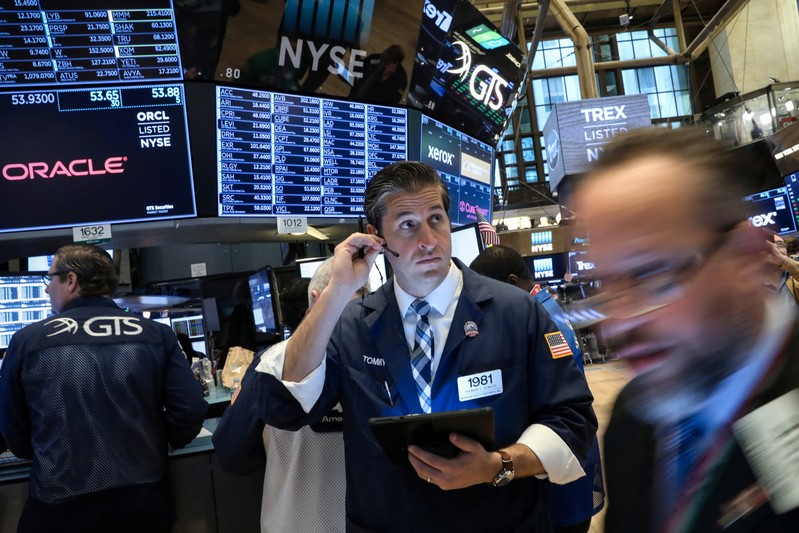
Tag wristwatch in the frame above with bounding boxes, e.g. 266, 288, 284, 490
491, 450, 515, 487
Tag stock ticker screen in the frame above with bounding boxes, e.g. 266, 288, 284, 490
0, 0, 182, 87
0, 274, 50, 349
216, 85, 408, 217
215, 84, 494, 220
0, 83, 196, 233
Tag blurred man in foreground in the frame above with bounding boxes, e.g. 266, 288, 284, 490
575, 128, 799, 532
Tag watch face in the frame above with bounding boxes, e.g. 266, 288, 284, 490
492, 469, 514, 487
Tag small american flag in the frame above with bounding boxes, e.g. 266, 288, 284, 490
475, 211, 501, 247
544, 331, 574, 359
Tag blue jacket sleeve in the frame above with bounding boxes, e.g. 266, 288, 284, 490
212, 354, 268, 474
0, 335, 33, 458
162, 331, 208, 448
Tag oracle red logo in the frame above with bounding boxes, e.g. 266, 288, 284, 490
2, 157, 128, 181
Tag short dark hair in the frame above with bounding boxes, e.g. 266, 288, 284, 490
589, 127, 750, 232
364, 161, 450, 230
53, 244, 118, 297
469, 245, 532, 282
280, 277, 311, 331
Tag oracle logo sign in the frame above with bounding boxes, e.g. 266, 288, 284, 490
2, 157, 127, 181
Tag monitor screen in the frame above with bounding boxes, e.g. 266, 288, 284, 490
0, 0, 183, 88
170, 314, 204, 339
568, 251, 596, 278
191, 339, 206, 355
298, 254, 389, 291
524, 253, 568, 283
408, 0, 523, 144
0, 274, 51, 349
248, 266, 278, 334
152, 316, 171, 327
216, 84, 407, 217
743, 186, 796, 234
0, 83, 196, 233
26, 255, 54, 272
451, 223, 484, 266
416, 114, 494, 225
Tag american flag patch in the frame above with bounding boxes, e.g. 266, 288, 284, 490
544, 331, 574, 359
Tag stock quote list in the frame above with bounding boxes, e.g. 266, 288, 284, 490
0, 0, 181, 86
216, 86, 407, 217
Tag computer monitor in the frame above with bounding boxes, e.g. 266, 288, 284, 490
170, 314, 204, 339
743, 186, 796, 234
297, 254, 390, 292
0, 273, 51, 349
451, 222, 484, 266
248, 266, 279, 334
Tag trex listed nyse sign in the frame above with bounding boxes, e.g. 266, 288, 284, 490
543, 94, 651, 191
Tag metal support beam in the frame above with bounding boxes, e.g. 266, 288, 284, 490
683, 0, 751, 60
530, 53, 688, 79
549, 0, 597, 98
647, 28, 677, 56
672, 0, 688, 52
528, 0, 551, 66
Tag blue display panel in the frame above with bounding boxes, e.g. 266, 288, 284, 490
0, 0, 183, 87
0, 274, 50, 349
216, 84, 407, 217
0, 83, 196, 233
418, 113, 493, 225
743, 185, 796, 235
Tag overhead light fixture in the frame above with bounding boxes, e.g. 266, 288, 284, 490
786, 101, 795, 112
760, 113, 772, 126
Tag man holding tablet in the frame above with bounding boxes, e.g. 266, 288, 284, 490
259, 162, 596, 531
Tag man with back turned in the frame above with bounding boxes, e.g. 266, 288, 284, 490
575, 128, 799, 532
0, 244, 207, 533
258, 161, 596, 531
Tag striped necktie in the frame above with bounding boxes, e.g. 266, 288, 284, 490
410, 299, 434, 413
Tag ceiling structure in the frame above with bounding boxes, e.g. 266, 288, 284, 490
471, 0, 732, 43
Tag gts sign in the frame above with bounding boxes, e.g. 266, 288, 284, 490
45, 316, 144, 338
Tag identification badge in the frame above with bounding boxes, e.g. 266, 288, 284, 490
733, 388, 799, 514
457, 369, 503, 402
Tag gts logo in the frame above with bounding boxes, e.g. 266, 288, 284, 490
428, 146, 454, 165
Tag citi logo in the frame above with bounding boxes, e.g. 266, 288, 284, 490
428, 146, 454, 165
424, 0, 452, 32
3, 157, 127, 181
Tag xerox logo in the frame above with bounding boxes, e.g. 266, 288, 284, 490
424, 0, 453, 32
428, 146, 454, 165
2, 157, 127, 181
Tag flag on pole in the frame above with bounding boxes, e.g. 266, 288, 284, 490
475, 211, 501, 247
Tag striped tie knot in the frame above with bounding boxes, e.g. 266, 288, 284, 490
412, 298, 431, 317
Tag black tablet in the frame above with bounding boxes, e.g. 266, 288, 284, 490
368, 407, 495, 464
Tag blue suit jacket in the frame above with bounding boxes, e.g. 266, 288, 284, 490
265, 261, 597, 532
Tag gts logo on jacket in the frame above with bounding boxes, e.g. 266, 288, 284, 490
46, 316, 144, 337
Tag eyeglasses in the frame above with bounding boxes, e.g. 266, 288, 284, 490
42, 270, 71, 286
576, 234, 729, 321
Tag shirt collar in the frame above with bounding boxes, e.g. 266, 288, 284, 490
395, 261, 461, 317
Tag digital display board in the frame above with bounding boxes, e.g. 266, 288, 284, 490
171, 314, 204, 339
417, 113, 492, 225
524, 253, 568, 282
216, 84, 407, 217
0, 0, 182, 87
248, 265, 278, 334
0, 274, 50, 349
0, 83, 196, 233
743, 186, 796, 235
